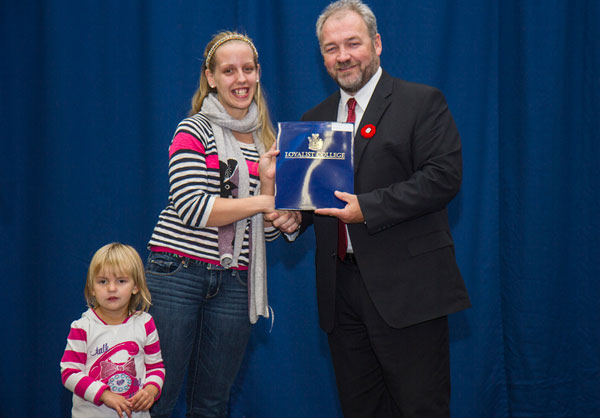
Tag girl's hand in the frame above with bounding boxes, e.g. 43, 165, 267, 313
259, 144, 279, 195
129, 385, 158, 411
100, 389, 132, 418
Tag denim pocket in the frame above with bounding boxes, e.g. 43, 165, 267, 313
234, 270, 249, 288
146, 253, 185, 276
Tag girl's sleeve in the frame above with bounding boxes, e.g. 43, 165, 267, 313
60, 321, 109, 405
143, 315, 166, 399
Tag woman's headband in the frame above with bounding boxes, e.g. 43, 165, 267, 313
205, 34, 259, 69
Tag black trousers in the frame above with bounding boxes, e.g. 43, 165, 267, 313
328, 258, 450, 418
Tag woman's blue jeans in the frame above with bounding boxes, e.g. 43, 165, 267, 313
145, 252, 252, 418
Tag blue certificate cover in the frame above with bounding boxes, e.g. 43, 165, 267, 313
275, 121, 354, 210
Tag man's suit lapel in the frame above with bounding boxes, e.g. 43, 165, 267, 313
354, 71, 393, 173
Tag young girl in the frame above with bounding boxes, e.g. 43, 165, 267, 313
60, 242, 166, 418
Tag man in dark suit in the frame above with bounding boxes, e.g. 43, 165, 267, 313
269, 0, 470, 416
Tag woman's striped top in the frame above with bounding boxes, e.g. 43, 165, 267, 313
148, 112, 279, 266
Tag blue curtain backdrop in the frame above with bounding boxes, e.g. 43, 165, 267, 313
2, 1, 598, 417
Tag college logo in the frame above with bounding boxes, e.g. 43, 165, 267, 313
307, 133, 324, 151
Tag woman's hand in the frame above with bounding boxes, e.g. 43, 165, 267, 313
259, 143, 279, 195
265, 210, 302, 233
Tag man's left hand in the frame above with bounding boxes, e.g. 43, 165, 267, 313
314, 191, 364, 223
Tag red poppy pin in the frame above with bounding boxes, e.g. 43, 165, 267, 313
361, 124, 376, 139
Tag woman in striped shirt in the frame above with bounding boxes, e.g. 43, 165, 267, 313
145, 31, 294, 417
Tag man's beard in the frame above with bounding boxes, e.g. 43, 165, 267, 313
332, 53, 379, 94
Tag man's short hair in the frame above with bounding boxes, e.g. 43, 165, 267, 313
316, 0, 378, 47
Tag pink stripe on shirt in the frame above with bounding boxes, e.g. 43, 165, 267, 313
247, 160, 259, 176
68, 328, 87, 341
145, 340, 161, 355
144, 318, 157, 336
62, 349, 86, 364
205, 154, 219, 169
169, 132, 206, 158
73, 376, 94, 399
146, 361, 165, 372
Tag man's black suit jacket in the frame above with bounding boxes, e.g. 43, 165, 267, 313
300, 70, 471, 332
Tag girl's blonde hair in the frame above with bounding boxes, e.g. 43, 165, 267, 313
84, 243, 151, 314
189, 30, 276, 149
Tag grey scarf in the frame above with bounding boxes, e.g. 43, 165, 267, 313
201, 93, 268, 324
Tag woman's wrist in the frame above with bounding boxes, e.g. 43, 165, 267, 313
255, 194, 274, 213
260, 180, 275, 195
260, 187, 275, 196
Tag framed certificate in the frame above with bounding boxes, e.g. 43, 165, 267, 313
275, 121, 354, 210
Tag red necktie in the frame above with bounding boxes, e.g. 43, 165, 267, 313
338, 98, 356, 260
